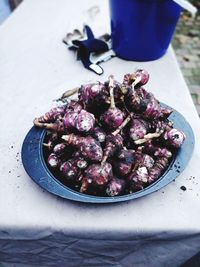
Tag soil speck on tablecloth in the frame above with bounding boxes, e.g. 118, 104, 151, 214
180, 185, 187, 191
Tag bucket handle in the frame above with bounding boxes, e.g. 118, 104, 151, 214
172, 0, 197, 17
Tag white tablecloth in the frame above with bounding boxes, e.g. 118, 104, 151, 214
1, 0, 200, 266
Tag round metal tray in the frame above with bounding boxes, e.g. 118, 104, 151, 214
22, 105, 195, 203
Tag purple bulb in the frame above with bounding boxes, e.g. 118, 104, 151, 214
75, 110, 95, 132
80, 163, 113, 192
78, 82, 106, 104
122, 69, 149, 88
106, 177, 126, 196
92, 126, 106, 143
163, 129, 186, 148
135, 69, 149, 86
47, 153, 60, 168
135, 152, 155, 169
67, 100, 82, 112
102, 134, 124, 163
37, 106, 66, 123
76, 157, 88, 169
101, 75, 125, 130
129, 118, 150, 141
62, 134, 103, 162
63, 110, 78, 129
113, 149, 135, 176
128, 166, 149, 192
53, 143, 67, 156
154, 148, 172, 158
101, 107, 125, 130
60, 160, 79, 181
148, 157, 169, 183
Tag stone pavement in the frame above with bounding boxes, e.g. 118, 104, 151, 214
172, 1, 200, 116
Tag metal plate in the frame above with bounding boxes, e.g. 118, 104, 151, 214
21, 105, 195, 203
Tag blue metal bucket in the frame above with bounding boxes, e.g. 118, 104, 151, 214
109, 0, 182, 61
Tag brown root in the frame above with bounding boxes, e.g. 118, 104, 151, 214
134, 132, 161, 145
60, 87, 79, 100
34, 118, 64, 132
109, 75, 115, 109
80, 179, 88, 193
112, 113, 133, 136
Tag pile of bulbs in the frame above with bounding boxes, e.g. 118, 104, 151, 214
34, 70, 185, 197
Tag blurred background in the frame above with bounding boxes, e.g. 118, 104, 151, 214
172, 0, 200, 116
0, 0, 199, 116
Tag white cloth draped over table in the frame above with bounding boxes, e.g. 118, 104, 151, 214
0, 0, 200, 266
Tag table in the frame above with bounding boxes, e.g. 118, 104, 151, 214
1, 0, 200, 266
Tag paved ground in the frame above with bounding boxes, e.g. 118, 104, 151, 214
172, 1, 200, 116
